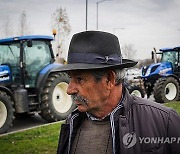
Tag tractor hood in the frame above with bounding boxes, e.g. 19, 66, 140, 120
141, 61, 173, 78
0, 65, 11, 83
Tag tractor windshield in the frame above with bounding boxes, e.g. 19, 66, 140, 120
161, 51, 177, 66
24, 40, 52, 87
0, 43, 20, 66
24, 40, 51, 71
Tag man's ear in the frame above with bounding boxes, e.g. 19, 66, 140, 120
106, 70, 116, 90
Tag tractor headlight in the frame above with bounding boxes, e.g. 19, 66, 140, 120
145, 67, 151, 76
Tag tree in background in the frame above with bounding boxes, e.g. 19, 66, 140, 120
121, 43, 137, 60
51, 7, 71, 63
18, 10, 31, 36
137, 58, 153, 69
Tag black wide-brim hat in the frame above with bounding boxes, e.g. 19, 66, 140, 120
57, 31, 137, 71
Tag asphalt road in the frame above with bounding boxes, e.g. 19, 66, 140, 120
5, 113, 48, 135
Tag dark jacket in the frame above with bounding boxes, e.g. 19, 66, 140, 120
57, 89, 180, 154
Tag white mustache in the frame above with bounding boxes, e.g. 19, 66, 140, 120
72, 94, 88, 106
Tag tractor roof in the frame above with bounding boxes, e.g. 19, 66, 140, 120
160, 46, 180, 52
0, 35, 54, 44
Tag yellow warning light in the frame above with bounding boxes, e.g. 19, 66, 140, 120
52, 29, 57, 37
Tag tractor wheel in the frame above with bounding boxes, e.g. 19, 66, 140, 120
128, 85, 145, 98
153, 77, 179, 103
0, 93, 14, 134
40, 72, 75, 122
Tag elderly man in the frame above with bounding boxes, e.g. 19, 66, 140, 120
57, 31, 180, 154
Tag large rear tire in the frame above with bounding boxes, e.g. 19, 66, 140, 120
40, 72, 75, 122
0, 93, 14, 134
153, 77, 179, 103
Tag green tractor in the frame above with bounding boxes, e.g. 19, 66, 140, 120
0, 35, 75, 134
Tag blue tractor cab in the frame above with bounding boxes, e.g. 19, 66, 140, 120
141, 46, 180, 103
0, 35, 55, 87
0, 35, 75, 134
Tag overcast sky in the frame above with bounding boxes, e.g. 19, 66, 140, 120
0, 0, 180, 60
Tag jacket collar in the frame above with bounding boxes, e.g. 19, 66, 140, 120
121, 87, 134, 116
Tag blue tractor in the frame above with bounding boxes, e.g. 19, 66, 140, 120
0, 35, 75, 134
141, 46, 180, 103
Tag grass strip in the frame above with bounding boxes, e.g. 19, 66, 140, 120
164, 101, 180, 115
0, 121, 63, 154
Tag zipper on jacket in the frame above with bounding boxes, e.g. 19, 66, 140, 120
68, 113, 79, 154
110, 103, 123, 154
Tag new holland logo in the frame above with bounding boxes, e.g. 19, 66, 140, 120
0, 71, 10, 81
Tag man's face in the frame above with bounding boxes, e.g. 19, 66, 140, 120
67, 70, 110, 114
